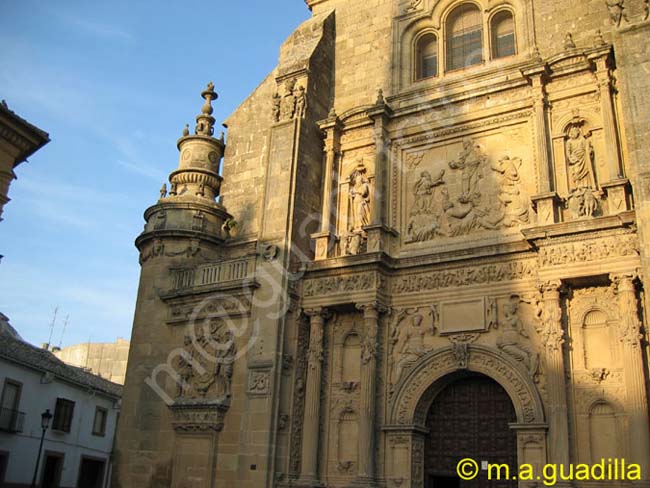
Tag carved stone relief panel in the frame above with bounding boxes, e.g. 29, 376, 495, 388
401, 127, 536, 246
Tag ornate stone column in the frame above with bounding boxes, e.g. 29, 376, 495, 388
537, 280, 570, 481
610, 273, 650, 479
297, 308, 328, 486
524, 67, 560, 225
354, 302, 384, 486
312, 112, 342, 260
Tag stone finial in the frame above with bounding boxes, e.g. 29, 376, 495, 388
564, 33, 576, 50
182, 124, 190, 137
160, 183, 168, 199
594, 30, 606, 47
532, 46, 542, 62
376, 89, 385, 106
195, 82, 218, 137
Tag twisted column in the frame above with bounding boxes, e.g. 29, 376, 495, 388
298, 308, 329, 485
611, 273, 650, 478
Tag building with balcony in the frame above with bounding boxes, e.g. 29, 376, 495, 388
0, 315, 121, 488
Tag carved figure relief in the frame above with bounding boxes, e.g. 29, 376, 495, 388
405, 138, 532, 243
564, 116, 601, 218
175, 319, 236, 400
606, 0, 628, 26
496, 295, 539, 377
272, 79, 306, 123
391, 312, 434, 384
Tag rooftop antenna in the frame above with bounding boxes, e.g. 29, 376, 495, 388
46, 306, 59, 350
57, 315, 69, 349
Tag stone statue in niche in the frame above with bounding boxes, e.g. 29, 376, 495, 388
606, 0, 628, 26
175, 318, 237, 400
564, 117, 600, 219
406, 138, 532, 243
343, 163, 371, 256
496, 295, 539, 377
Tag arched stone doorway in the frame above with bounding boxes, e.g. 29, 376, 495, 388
385, 345, 548, 488
424, 372, 517, 487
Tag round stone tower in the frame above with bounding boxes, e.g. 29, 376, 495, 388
136, 82, 232, 257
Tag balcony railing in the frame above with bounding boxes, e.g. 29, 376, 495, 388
0, 407, 25, 433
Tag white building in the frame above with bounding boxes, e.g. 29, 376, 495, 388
0, 315, 121, 488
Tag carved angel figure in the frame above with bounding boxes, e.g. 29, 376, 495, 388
497, 296, 539, 375
393, 314, 428, 383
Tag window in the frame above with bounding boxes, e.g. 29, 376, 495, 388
492, 10, 516, 59
0, 379, 23, 432
52, 398, 75, 433
447, 3, 483, 71
416, 33, 439, 80
92, 407, 107, 436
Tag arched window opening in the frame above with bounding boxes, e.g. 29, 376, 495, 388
492, 10, 516, 59
416, 33, 439, 80
447, 4, 483, 71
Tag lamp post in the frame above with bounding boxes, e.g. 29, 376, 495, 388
30, 409, 52, 488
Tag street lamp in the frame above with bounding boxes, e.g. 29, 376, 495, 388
30, 409, 52, 488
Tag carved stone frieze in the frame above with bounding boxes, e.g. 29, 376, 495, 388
539, 234, 639, 267
303, 271, 379, 297
392, 259, 536, 294
169, 403, 226, 432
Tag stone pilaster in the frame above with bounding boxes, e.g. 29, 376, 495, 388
537, 280, 571, 480
353, 302, 384, 486
591, 51, 631, 214
312, 111, 342, 261
297, 308, 328, 486
524, 66, 560, 225
364, 90, 395, 254
610, 273, 650, 481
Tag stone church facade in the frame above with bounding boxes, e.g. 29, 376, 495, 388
113, 0, 650, 487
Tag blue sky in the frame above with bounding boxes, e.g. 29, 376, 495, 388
0, 1, 310, 347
